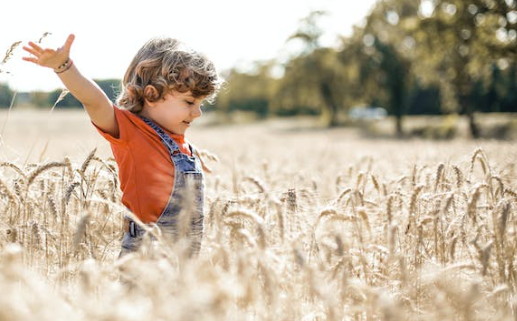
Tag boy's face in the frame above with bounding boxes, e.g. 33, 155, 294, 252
143, 90, 204, 135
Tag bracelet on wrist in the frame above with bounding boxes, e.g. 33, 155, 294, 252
54, 58, 73, 74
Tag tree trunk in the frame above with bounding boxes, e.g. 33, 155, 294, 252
320, 81, 339, 127
395, 115, 404, 137
460, 95, 480, 138
467, 112, 480, 139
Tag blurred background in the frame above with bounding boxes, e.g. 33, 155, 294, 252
1, 0, 516, 140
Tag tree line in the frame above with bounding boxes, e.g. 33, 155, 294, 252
218, 0, 516, 137
0, 79, 120, 109
1, 0, 516, 138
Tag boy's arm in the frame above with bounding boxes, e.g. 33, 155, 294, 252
22, 34, 119, 137
55, 63, 118, 136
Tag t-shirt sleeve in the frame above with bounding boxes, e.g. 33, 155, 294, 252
92, 106, 130, 145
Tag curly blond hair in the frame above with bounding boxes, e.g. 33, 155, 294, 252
117, 37, 222, 112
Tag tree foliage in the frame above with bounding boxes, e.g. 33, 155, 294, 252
214, 0, 517, 136
1, 1, 516, 137
401, 0, 516, 137
0, 83, 14, 108
48, 79, 121, 108
276, 11, 349, 126
216, 62, 278, 118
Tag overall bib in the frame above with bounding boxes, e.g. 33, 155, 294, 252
120, 116, 204, 256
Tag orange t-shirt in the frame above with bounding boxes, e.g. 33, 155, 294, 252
94, 106, 192, 224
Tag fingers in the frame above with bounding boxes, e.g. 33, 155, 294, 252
22, 56, 38, 64
22, 34, 74, 65
63, 34, 75, 52
22, 45, 41, 57
27, 41, 44, 53
24, 34, 73, 55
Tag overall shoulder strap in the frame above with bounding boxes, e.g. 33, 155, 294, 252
138, 115, 180, 154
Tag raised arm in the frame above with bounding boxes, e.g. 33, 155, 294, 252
22, 34, 119, 137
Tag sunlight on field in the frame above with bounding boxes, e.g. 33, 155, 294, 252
0, 110, 516, 320
0, 109, 111, 162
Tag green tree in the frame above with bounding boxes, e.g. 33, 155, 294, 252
342, 32, 411, 135
216, 62, 278, 118
96, 79, 121, 102
276, 11, 348, 126
0, 83, 14, 108
375, 39, 410, 136
404, 0, 516, 137
274, 47, 349, 123
339, 0, 418, 136
406, 82, 441, 115
30, 91, 51, 108
500, 62, 517, 112
485, 61, 517, 113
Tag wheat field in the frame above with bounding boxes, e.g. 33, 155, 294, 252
0, 110, 516, 321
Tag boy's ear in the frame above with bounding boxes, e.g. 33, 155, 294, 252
143, 85, 160, 106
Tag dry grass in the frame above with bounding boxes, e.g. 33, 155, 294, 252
0, 110, 516, 320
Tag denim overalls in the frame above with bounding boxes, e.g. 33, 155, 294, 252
120, 116, 204, 256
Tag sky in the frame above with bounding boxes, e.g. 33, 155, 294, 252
0, 0, 377, 92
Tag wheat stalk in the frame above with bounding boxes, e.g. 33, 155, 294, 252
452, 165, 464, 188
0, 161, 27, 179
80, 148, 97, 175
73, 214, 91, 251
243, 176, 266, 194
434, 163, 444, 192
0, 178, 17, 203
37, 32, 52, 44
49, 89, 70, 113
26, 162, 66, 187
1, 41, 22, 65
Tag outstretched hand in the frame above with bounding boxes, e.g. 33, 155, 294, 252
22, 34, 75, 70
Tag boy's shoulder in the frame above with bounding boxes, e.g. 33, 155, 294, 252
114, 105, 133, 117
96, 106, 145, 144
114, 106, 143, 126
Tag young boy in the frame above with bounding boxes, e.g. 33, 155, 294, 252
23, 34, 222, 255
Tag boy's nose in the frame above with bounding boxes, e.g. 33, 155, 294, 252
191, 105, 202, 118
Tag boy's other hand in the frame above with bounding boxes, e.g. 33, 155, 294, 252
22, 34, 75, 70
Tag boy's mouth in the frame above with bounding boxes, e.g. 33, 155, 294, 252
183, 121, 191, 125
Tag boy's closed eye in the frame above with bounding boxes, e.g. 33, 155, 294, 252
185, 100, 204, 108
